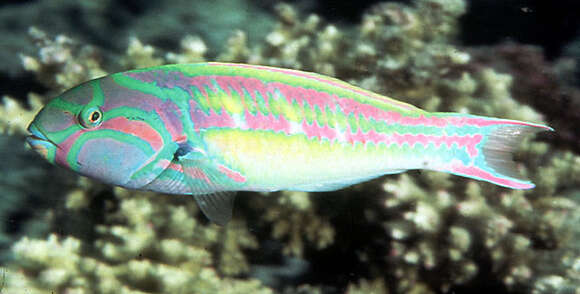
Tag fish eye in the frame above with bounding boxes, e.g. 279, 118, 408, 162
79, 106, 103, 129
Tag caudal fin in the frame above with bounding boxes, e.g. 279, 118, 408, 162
437, 115, 553, 189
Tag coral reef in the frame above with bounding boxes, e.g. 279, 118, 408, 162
5, 187, 271, 293
0, 0, 274, 76
0, 0, 579, 293
252, 191, 336, 258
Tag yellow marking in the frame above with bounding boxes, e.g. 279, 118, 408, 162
203, 129, 397, 188
221, 92, 244, 114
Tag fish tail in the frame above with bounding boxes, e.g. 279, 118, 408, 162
431, 114, 553, 189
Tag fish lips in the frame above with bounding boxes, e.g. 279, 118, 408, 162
27, 123, 57, 163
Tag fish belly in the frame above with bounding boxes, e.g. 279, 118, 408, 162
201, 128, 413, 192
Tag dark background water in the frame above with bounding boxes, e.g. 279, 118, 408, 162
1, 0, 580, 99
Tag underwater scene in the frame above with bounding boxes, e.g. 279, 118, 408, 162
0, 0, 579, 293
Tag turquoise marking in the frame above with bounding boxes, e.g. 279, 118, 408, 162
112, 74, 168, 99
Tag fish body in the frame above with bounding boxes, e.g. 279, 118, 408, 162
27, 63, 552, 224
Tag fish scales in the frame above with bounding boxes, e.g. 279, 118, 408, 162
26, 62, 553, 224
122, 64, 452, 190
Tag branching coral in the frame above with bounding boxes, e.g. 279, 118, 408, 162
0, 94, 43, 135
4, 187, 270, 293
21, 27, 107, 93
346, 278, 389, 294
251, 191, 336, 258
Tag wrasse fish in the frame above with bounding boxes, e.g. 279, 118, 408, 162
27, 63, 552, 224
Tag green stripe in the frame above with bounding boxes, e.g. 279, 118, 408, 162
50, 124, 82, 143
47, 99, 84, 113
111, 74, 168, 99
90, 81, 106, 106
130, 144, 178, 180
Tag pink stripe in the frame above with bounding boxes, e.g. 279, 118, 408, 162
182, 166, 212, 185
215, 63, 416, 111
386, 133, 482, 158
214, 76, 272, 109
187, 75, 266, 110
217, 164, 246, 183
186, 75, 213, 103
450, 162, 533, 189
427, 116, 551, 129
166, 160, 246, 184
301, 120, 337, 141
343, 127, 482, 156
157, 159, 174, 170
55, 130, 83, 167
268, 81, 335, 113
166, 161, 183, 173
190, 100, 236, 130
157, 100, 186, 142
244, 109, 290, 133
345, 127, 387, 145
101, 117, 164, 150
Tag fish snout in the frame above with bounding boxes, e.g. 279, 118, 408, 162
27, 123, 57, 163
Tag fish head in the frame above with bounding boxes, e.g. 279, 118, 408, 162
27, 77, 168, 188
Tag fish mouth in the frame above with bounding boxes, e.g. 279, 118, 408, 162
27, 123, 50, 142
27, 123, 57, 162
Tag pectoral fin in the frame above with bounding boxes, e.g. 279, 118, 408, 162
177, 145, 240, 225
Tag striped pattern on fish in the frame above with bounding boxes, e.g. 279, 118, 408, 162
26, 62, 552, 224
